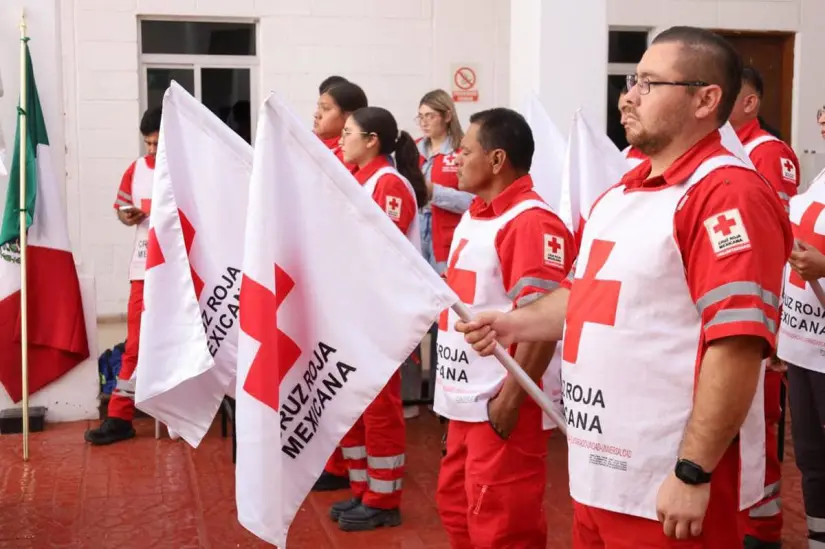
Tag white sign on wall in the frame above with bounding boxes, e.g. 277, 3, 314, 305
451, 63, 479, 103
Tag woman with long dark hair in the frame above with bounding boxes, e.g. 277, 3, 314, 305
313, 81, 368, 174
328, 106, 424, 532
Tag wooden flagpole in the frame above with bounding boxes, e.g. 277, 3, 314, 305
19, 9, 30, 462
451, 302, 567, 435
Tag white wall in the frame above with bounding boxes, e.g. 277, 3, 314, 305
607, 0, 825, 181
62, 0, 509, 316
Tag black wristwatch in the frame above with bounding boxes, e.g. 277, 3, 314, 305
674, 459, 712, 485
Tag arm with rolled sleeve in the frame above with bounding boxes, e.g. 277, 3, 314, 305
372, 174, 417, 235
493, 208, 576, 406
676, 170, 793, 472
113, 161, 136, 210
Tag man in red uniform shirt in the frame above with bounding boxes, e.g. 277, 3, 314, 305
434, 108, 576, 548
730, 66, 800, 212
729, 65, 799, 549
85, 107, 162, 445
457, 27, 792, 547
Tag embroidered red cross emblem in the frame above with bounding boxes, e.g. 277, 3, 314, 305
145, 208, 204, 299
563, 239, 622, 364
240, 264, 302, 411
389, 198, 399, 210
790, 202, 825, 289
547, 237, 562, 254
783, 160, 794, 173
712, 214, 737, 237
439, 239, 476, 330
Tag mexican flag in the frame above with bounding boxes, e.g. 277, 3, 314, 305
0, 42, 89, 402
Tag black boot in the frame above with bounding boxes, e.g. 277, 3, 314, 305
337, 502, 401, 531
312, 471, 350, 492
743, 535, 782, 549
329, 498, 361, 522
84, 418, 136, 446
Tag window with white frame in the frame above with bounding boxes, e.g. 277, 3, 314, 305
606, 29, 650, 150
139, 19, 259, 144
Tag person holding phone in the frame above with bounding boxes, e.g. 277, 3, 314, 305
85, 107, 161, 445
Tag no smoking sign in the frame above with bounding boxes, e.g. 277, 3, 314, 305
451, 64, 479, 103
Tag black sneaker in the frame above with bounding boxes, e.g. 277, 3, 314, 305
312, 471, 350, 492
84, 418, 136, 446
337, 503, 401, 532
743, 535, 782, 549
329, 498, 361, 522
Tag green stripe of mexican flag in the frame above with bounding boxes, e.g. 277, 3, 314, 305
0, 41, 89, 402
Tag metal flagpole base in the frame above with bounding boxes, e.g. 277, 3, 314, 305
451, 302, 567, 435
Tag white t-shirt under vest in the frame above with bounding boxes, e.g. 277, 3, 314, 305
562, 154, 766, 520
363, 165, 422, 253
129, 157, 155, 281
778, 167, 825, 374
434, 198, 556, 422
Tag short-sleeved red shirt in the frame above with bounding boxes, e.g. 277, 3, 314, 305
466, 175, 577, 308
736, 118, 800, 211
354, 156, 417, 235
112, 155, 155, 210
564, 130, 792, 354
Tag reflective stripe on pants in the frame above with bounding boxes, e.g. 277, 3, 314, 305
107, 281, 143, 421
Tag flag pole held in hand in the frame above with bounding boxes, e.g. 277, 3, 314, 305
451, 301, 567, 435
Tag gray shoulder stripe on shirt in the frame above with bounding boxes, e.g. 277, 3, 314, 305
695, 281, 779, 314
704, 307, 776, 334
506, 277, 560, 301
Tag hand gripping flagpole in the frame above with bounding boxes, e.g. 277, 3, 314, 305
793, 241, 825, 308
451, 302, 567, 435
19, 9, 30, 462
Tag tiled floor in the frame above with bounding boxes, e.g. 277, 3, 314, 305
0, 412, 812, 548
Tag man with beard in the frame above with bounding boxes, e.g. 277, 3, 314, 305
455, 26, 792, 547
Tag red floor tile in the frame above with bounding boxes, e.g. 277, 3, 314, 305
0, 412, 811, 548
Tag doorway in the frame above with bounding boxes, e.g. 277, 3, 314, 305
715, 30, 795, 142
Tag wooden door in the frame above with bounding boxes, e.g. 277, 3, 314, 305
715, 31, 795, 141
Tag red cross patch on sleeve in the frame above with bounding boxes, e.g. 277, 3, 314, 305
544, 234, 565, 268
781, 158, 796, 182
385, 196, 402, 221
703, 208, 752, 258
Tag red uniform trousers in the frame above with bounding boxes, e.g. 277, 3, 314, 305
436, 401, 549, 549
340, 370, 405, 509
573, 442, 741, 548
107, 281, 144, 421
324, 448, 349, 477
738, 369, 784, 542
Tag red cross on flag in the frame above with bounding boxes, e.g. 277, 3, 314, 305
236, 93, 457, 547
135, 82, 254, 447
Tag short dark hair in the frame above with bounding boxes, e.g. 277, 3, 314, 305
319, 75, 348, 95
140, 107, 162, 135
742, 65, 764, 98
324, 82, 368, 114
652, 26, 743, 125
468, 108, 534, 173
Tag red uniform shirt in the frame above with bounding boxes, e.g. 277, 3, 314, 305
419, 139, 466, 263
354, 156, 417, 235
624, 146, 647, 161
468, 175, 576, 308
112, 155, 155, 211
321, 135, 358, 174
564, 131, 792, 354
736, 118, 800, 211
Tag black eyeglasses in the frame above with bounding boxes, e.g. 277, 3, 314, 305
626, 74, 710, 96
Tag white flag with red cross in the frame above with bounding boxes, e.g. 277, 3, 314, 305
135, 82, 253, 446
561, 108, 630, 236
235, 93, 457, 547
522, 92, 567, 211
